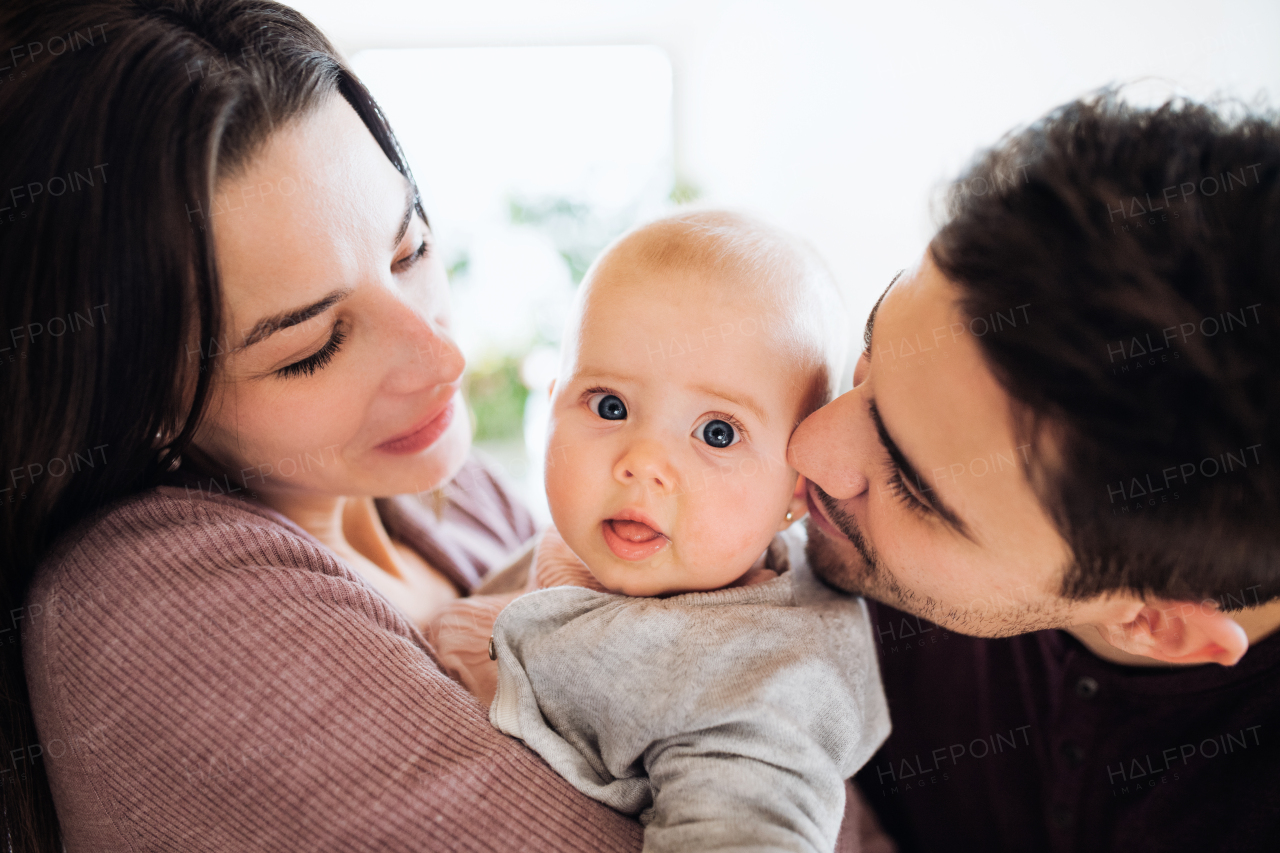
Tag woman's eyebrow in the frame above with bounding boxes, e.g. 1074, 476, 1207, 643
241, 182, 418, 350
391, 180, 416, 250
241, 288, 353, 348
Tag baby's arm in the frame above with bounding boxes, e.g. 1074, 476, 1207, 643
643, 723, 848, 853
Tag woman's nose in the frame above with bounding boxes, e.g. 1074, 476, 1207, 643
787, 389, 871, 501
412, 320, 465, 384
383, 299, 466, 394
613, 438, 678, 497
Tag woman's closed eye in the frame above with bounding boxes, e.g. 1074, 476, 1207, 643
276, 321, 345, 378
394, 237, 430, 272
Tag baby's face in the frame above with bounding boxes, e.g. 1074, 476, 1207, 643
545, 265, 813, 596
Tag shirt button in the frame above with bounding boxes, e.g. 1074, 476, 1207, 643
1049, 804, 1073, 829
488, 636, 497, 660
1060, 741, 1086, 767
1074, 676, 1099, 699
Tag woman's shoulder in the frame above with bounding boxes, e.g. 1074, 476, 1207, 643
32, 483, 339, 595
23, 484, 418, 664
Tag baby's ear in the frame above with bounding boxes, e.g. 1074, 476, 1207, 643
780, 474, 809, 530
547, 379, 556, 401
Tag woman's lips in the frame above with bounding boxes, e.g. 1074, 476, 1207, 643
601, 518, 669, 562
376, 396, 456, 455
805, 480, 852, 542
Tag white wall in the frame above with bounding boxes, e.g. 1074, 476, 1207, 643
287, 0, 1280, 334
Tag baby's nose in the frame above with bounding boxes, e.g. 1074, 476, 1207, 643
613, 439, 677, 494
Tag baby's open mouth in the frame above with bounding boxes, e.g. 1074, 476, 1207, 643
601, 518, 669, 562
608, 519, 661, 542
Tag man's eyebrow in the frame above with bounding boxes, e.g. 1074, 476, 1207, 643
863, 269, 906, 359
691, 384, 768, 424
868, 399, 974, 541
240, 288, 353, 348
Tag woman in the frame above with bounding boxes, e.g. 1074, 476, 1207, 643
0, 2, 878, 850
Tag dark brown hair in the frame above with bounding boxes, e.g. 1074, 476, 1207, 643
932, 93, 1279, 608
0, 1, 420, 847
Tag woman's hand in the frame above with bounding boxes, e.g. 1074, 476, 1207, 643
425, 526, 602, 705
424, 592, 518, 706
529, 525, 608, 592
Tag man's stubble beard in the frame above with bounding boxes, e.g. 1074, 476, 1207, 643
804, 483, 1067, 638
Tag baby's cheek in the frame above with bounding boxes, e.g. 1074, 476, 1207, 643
680, 492, 767, 574
545, 430, 605, 553
686, 464, 792, 565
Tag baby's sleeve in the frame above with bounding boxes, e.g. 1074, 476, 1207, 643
640, 625, 885, 853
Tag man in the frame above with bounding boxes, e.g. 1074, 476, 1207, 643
788, 94, 1280, 851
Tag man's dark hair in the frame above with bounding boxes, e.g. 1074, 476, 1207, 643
931, 92, 1279, 608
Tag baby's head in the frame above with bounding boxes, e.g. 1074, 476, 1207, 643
545, 210, 849, 596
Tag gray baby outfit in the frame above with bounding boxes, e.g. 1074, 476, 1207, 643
488, 527, 891, 853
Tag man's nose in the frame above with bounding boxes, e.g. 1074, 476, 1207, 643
788, 389, 871, 501
613, 438, 678, 497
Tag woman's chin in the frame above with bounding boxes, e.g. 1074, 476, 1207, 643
388, 414, 472, 495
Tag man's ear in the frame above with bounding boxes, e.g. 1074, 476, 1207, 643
1096, 599, 1249, 666
779, 474, 809, 530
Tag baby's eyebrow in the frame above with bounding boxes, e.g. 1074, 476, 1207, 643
691, 384, 768, 424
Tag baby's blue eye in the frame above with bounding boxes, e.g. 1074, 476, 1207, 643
701, 419, 736, 448
590, 393, 627, 421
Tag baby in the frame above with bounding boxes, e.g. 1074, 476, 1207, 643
487, 211, 890, 853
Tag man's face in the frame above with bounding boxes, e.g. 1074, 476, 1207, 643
788, 252, 1087, 637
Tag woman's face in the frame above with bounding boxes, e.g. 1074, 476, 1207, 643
190, 94, 470, 508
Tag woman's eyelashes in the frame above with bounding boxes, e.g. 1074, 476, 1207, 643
268, 234, 426, 381
394, 236, 430, 272
276, 322, 346, 378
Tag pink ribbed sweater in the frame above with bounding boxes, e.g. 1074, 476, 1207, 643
22, 454, 875, 852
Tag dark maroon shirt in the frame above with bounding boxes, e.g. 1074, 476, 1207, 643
853, 601, 1280, 852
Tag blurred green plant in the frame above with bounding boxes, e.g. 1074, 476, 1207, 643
464, 356, 529, 442
446, 250, 471, 281
507, 196, 605, 284
669, 177, 702, 205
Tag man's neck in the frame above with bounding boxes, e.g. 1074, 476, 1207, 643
1066, 599, 1280, 667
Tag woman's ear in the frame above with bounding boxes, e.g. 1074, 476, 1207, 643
1094, 599, 1249, 666
779, 474, 810, 530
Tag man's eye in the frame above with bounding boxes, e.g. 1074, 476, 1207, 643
588, 393, 627, 420
695, 418, 740, 448
886, 467, 931, 516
